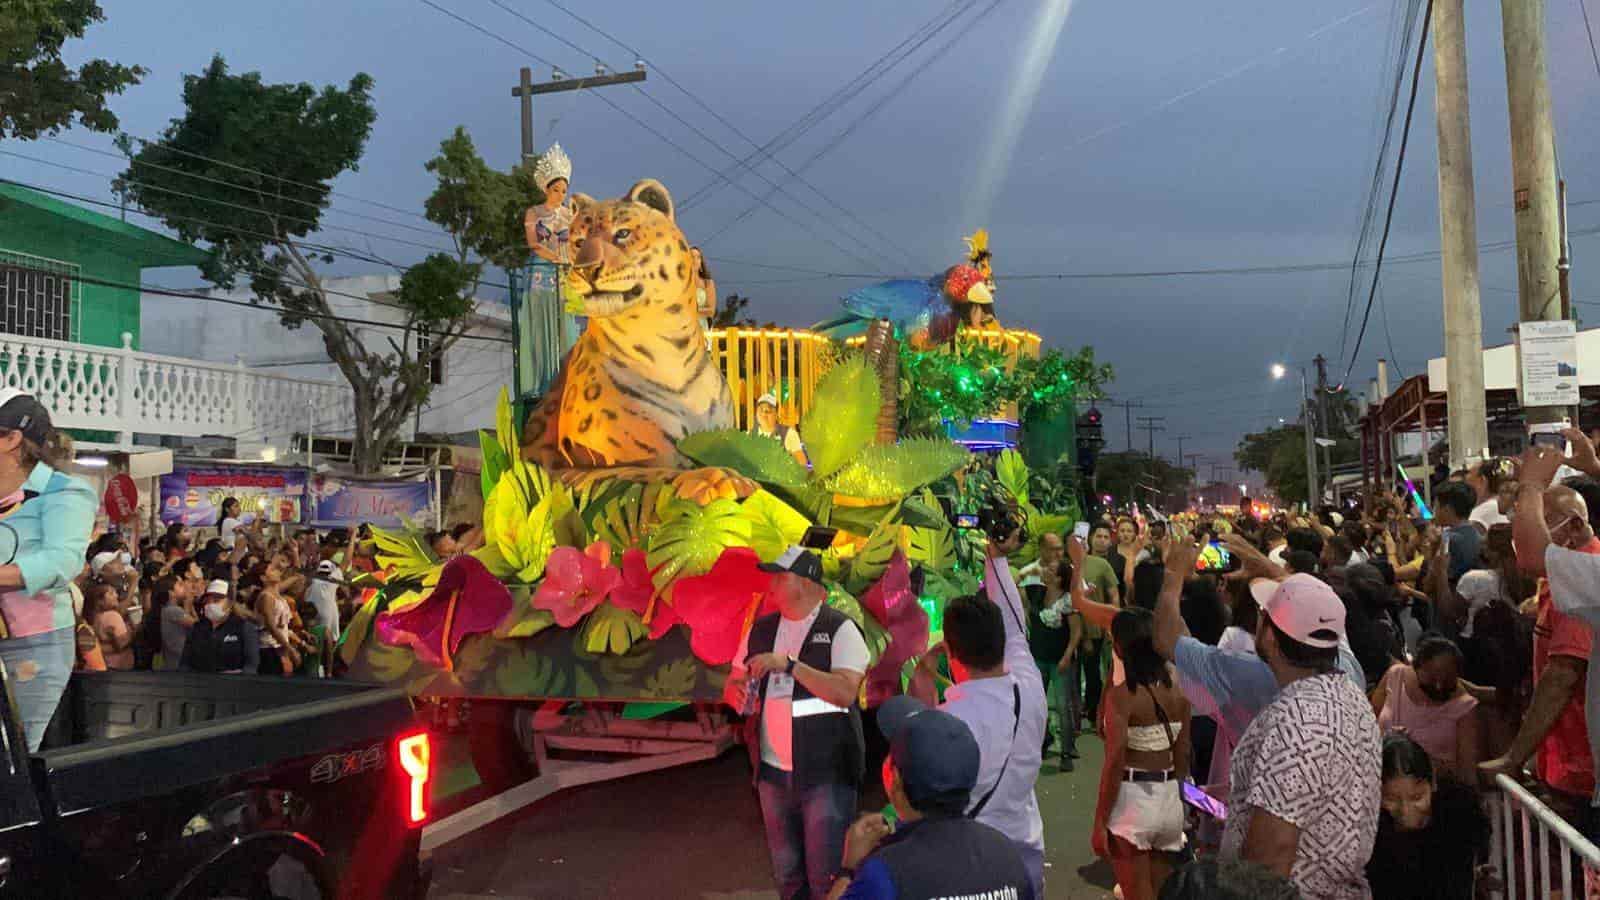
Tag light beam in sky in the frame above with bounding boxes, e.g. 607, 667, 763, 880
966, 0, 1076, 227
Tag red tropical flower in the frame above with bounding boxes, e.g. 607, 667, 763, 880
670, 547, 777, 665
375, 554, 513, 670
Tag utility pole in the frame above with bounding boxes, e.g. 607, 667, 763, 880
1137, 416, 1166, 511
1434, 0, 1491, 467
512, 65, 648, 160
1312, 354, 1335, 484
1136, 416, 1166, 459
1173, 435, 1189, 466
1500, 0, 1568, 429
1106, 399, 1145, 451
1184, 453, 1203, 476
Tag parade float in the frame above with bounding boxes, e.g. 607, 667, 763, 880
336, 155, 1106, 824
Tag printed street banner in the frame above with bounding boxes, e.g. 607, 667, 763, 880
159, 467, 307, 527
308, 474, 434, 529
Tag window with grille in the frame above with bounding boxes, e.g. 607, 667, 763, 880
416, 331, 445, 386
0, 250, 79, 342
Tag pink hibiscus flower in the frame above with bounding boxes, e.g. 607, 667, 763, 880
534, 543, 624, 628
670, 547, 776, 665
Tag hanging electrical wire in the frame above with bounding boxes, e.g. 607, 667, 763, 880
1341, 0, 1436, 386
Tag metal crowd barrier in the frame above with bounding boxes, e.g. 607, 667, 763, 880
1487, 774, 1600, 899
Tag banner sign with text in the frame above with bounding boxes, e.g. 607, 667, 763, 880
307, 474, 434, 529
159, 467, 307, 527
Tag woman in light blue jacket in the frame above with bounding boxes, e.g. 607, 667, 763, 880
0, 390, 96, 750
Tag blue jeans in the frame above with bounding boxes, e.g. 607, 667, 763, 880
0, 627, 74, 752
1036, 657, 1079, 755
756, 764, 858, 900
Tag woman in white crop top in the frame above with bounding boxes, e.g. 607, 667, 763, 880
1093, 605, 1192, 900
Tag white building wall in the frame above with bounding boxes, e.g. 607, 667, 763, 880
141, 274, 513, 452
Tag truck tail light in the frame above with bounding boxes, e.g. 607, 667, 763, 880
397, 732, 431, 826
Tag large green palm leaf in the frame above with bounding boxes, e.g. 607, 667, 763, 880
676, 429, 809, 487
800, 355, 880, 481
823, 438, 970, 501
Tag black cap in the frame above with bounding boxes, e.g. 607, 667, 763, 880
757, 546, 825, 585
0, 390, 51, 446
877, 695, 980, 808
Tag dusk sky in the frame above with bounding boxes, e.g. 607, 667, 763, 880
12, 0, 1600, 476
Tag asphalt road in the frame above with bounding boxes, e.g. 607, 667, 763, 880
425, 731, 1116, 899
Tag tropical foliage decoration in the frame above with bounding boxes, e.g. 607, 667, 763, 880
897, 344, 1114, 437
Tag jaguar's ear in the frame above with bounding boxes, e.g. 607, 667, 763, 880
570, 192, 596, 215
625, 179, 674, 221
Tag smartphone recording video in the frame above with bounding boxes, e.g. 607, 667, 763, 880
1195, 540, 1241, 574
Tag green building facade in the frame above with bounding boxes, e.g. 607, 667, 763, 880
0, 182, 207, 350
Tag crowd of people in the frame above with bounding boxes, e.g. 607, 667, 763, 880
6, 379, 1599, 899
69, 517, 373, 678
728, 430, 1600, 900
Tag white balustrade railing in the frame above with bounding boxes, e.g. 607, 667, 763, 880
1487, 774, 1600, 899
0, 331, 349, 447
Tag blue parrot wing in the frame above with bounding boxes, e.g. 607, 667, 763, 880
840, 279, 940, 324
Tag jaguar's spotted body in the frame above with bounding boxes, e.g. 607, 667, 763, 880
521, 179, 734, 473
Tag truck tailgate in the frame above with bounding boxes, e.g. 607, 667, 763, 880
35, 673, 415, 814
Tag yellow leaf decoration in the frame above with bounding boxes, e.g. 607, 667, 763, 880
494, 387, 518, 464
581, 603, 650, 655
368, 526, 439, 582
740, 490, 813, 561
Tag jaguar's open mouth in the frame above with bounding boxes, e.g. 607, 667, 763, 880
581, 284, 645, 318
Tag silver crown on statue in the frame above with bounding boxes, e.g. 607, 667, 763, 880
533, 143, 572, 189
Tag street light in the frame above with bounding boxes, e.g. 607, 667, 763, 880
1272, 361, 1318, 510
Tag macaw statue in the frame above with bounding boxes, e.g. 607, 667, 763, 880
813, 264, 992, 350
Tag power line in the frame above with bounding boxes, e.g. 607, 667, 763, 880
529, 0, 937, 271
1341, 0, 1434, 385
2, 175, 514, 293
676, 0, 977, 212
1342, 0, 1426, 362
418, 0, 894, 274
484, 0, 921, 273
1580, 0, 1600, 84
43, 135, 450, 239
1, 148, 462, 258
698, 0, 1002, 247
16, 266, 514, 344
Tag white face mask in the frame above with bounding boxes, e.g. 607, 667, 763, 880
203, 603, 228, 623
118, 551, 133, 565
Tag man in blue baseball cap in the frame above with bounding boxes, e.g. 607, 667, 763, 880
826, 695, 1033, 900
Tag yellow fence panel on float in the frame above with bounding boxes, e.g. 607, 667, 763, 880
708, 326, 1044, 430
707, 327, 834, 430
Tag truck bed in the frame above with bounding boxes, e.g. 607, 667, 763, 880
37, 671, 414, 814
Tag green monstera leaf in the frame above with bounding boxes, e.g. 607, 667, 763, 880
995, 448, 1030, 505
740, 490, 813, 561
494, 643, 568, 696
641, 657, 700, 699
823, 439, 970, 501
646, 497, 752, 590
800, 355, 880, 481
678, 429, 809, 488
487, 467, 575, 583
580, 603, 650, 655
906, 523, 957, 571
845, 507, 902, 595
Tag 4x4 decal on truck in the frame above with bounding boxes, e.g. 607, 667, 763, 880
311, 744, 384, 784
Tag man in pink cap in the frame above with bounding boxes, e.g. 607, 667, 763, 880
1219, 573, 1382, 900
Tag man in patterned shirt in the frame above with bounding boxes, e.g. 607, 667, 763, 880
1219, 573, 1382, 900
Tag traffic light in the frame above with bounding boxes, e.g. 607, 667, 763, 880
1075, 406, 1105, 476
